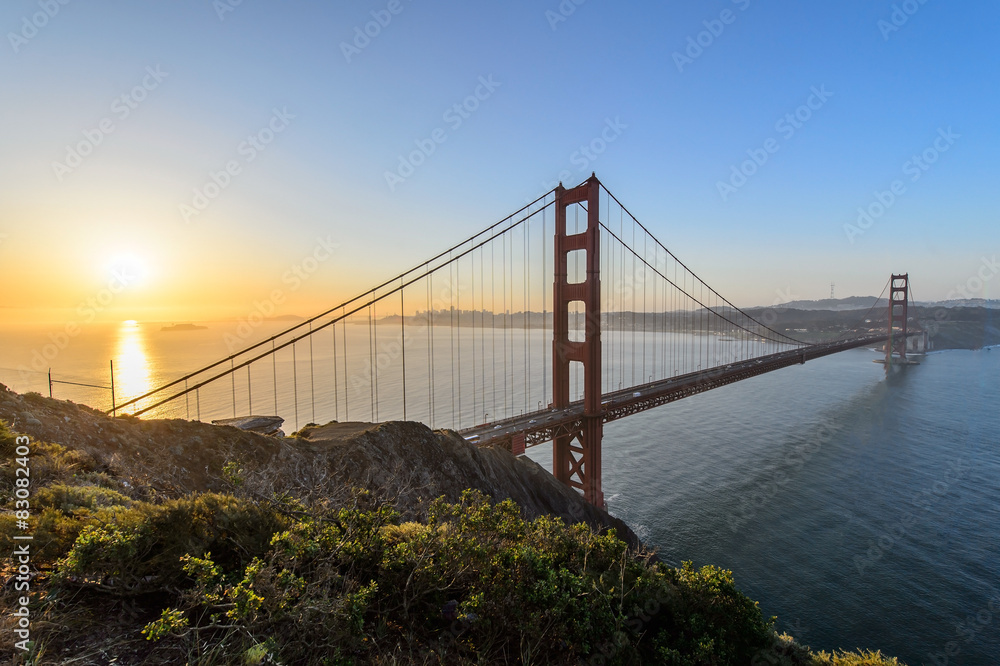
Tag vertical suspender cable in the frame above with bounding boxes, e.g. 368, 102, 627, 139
368, 303, 375, 421
524, 219, 529, 414
292, 343, 299, 431
342, 312, 349, 421
231, 359, 236, 417
542, 205, 547, 407
480, 246, 486, 421
492, 241, 497, 421
630, 215, 636, 387
643, 230, 648, 383
619, 206, 625, 389
450, 258, 456, 424
503, 231, 508, 417
471, 253, 477, 423
272, 340, 278, 415
333, 324, 339, 421
400, 285, 406, 420
309, 322, 315, 423
457, 259, 463, 425
429, 272, 435, 426
427, 271, 432, 422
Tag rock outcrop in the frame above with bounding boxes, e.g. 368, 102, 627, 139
0, 384, 642, 550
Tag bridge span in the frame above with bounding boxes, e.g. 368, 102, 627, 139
458, 333, 898, 453
106, 173, 921, 507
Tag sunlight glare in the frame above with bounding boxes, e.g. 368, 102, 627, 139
113, 320, 152, 411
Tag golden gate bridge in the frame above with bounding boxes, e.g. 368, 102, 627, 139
111, 175, 920, 506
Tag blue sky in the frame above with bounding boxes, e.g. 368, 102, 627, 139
1, 0, 997, 321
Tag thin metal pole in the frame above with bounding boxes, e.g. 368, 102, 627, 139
247, 365, 252, 414
48, 368, 52, 398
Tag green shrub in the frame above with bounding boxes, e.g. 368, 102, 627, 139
129, 490, 781, 664
36, 483, 132, 513
0, 432, 97, 496
55, 493, 287, 592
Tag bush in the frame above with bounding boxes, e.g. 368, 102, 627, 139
54, 493, 287, 593
0, 433, 97, 497
133, 490, 780, 664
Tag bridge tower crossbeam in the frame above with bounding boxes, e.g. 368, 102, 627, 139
552, 175, 604, 507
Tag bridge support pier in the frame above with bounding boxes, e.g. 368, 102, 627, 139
552, 175, 604, 507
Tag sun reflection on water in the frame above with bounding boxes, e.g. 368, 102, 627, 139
113, 320, 152, 411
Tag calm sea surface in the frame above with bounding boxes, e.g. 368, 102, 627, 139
1, 321, 997, 664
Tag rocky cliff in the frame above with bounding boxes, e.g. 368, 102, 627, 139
0, 383, 642, 550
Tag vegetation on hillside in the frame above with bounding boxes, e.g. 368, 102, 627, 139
0, 420, 903, 665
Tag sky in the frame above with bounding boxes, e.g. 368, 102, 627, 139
1, 0, 998, 324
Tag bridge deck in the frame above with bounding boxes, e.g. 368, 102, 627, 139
458, 334, 897, 451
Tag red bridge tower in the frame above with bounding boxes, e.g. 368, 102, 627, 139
551, 175, 604, 507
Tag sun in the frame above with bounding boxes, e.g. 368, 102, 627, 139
103, 250, 153, 289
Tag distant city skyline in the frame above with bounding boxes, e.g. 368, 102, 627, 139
2, 1, 997, 324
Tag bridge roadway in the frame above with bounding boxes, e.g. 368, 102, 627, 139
458, 334, 897, 452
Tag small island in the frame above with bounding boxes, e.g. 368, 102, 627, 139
160, 323, 208, 332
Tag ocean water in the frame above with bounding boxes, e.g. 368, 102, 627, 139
547, 347, 998, 664
0, 321, 997, 664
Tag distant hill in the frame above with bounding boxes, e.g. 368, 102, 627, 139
768, 297, 1000, 311
776, 296, 880, 311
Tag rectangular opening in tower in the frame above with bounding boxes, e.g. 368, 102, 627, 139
568, 302, 586, 342
567, 249, 587, 284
